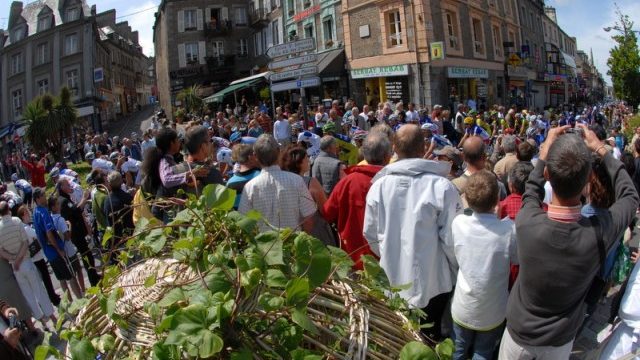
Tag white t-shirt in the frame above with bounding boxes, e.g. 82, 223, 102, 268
273, 119, 291, 141
315, 112, 328, 127
52, 214, 76, 257
405, 110, 420, 123
121, 158, 141, 174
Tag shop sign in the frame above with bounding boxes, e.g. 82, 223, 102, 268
271, 76, 321, 92
350, 64, 408, 79
507, 65, 528, 78
384, 78, 409, 103
293, 5, 321, 22
508, 53, 522, 66
170, 67, 203, 79
477, 83, 488, 98
94, 68, 104, 83
430, 42, 444, 60
545, 73, 567, 82
447, 67, 488, 79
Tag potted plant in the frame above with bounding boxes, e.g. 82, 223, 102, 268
174, 108, 186, 123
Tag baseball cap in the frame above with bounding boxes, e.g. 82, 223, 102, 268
433, 146, 462, 166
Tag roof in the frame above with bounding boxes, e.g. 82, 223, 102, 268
5, 0, 91, 47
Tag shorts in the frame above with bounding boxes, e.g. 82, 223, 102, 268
49, 256, 73, 281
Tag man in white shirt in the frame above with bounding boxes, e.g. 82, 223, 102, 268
405, 102, 420, 124
364, 124, 461, 340
315, 105, 328, 129
273, 116, 291, 146
86, 152, 115, 174
239, 135, 316, 232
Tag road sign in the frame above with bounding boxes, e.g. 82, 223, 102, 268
266, 38, 316, 58
508, 53, 522, 66
271, 76, 321, 92
268, 54, 317, 70
271, 66, 318, 82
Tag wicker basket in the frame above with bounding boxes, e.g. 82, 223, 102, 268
71, 258, 424, 359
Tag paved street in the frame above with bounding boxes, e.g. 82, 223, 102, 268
104, 106, 155, 139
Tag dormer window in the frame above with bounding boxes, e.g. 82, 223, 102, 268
66, 7, 80, 22
38, 16, 52, 32
13, 26, 26, 42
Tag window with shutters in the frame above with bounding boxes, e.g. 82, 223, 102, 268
287, 0, 295, 17
211, 41, 224, 58
12, 89, 23, 118
184, 10, 198, 31
237, 39, 248, 57
471, 17, 484, 56
444, 11, 460, 52
11, 53, 23, 75
386, 10, 402, 47
64, 33, 79, 55
36, 42, 49, 65
185, 42, 199, 64
235, 8, 248, 26
37, 78, 49, 95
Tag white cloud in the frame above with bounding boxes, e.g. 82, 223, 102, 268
119, 1, 158, 57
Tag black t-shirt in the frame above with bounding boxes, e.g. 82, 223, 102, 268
59, 194, 87, 240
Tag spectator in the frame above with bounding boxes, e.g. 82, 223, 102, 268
226, 144, 261, 210
103, 171, 134, 263
493, 135, 519, 183
0, 201, 57, 329
32, 188, 82, 300
16, 205, 60, 306
48, 196, 85, 295
311, 136, 346, 195
323, 133, 391, 269
238, 134, 316, 232
10, 175, 32, 208
499, 162, 535, 220
90, 171, 109, 243
273, 116, 292, 146
174, 126, 223, 194
57, 179, 100, 286
451, 170, 517, 359
499, 125, 639, 359
0, 299, 32, 360
364, 124, 461, 340
281, 146, 336, 247
18, 154, 45, 188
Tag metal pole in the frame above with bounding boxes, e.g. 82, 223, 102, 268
301, 84, 308, 130
270, 80, 276, 120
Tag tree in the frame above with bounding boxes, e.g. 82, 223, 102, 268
23, 87, 78, 160
177, 85, 203, 114
607, 7, 640, 108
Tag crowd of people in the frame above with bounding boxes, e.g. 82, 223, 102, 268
1, 97, 639, 359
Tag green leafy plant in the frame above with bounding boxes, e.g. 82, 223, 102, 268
37, 185, 441, 359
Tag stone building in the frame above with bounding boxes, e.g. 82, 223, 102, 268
0, 0, 109, 130
543, 6, 577, 107
153, 0, 257, 118
513, 0, 547, 110
96, 10, 151, 119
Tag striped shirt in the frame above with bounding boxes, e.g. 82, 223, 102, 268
0, 215, 30, 262
547, 204, 582, 223
239, 165, 316, 232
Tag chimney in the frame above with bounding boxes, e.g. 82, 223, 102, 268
91, 5, 96, 17
8, 1, 24, 29
544, 6, 557, 24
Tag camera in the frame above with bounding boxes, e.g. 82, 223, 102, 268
8, 314, 28, 332
565, 128, 584, 137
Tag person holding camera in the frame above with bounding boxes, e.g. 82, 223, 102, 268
0, 299, 31, 360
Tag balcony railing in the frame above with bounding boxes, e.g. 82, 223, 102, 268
206, 55, 235, 72
250, 7, 269, 28
204, 21, 231, 37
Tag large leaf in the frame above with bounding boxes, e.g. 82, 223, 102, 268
34, 345, 60, 360
285, 278, 309, 307
169, 304, 209, 336
399, 341, 438, 360
266, 269, 287, 288
158, 288, 187, 308
293, 233, 332, 288
291, 308, 318, 334
69, 338, 97, 360
435, 338, 454, 360
255, 231, 285, 265
198, 329, 224, 358
201, 184, 236, 210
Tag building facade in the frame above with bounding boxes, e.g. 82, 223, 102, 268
153, 0, 257, 118
1, 0, 104, 129
513, 0, 546, 110
542, 6, 577, 107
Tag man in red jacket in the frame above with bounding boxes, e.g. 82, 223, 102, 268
19, 154, 45, 188
322, 132, 391, 269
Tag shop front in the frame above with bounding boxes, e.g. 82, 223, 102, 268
446, 67, 491, 110
546, 74, 568, 107
350, 64, 410, 107
507, 65, 529, 108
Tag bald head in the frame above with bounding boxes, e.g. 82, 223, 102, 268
462, 136, 486, 167
0, 201, 9, 216
394, 124, 424, 159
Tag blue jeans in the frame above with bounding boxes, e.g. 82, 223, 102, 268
452, 321, 504, 360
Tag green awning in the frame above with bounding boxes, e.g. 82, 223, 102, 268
203, 78, 263, 104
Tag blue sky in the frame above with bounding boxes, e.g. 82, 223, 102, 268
1, 0, 639, 84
